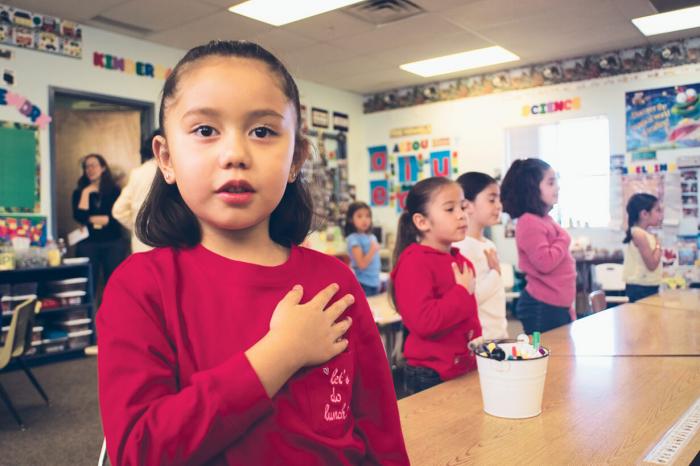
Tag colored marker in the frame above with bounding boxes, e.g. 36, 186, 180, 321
533, 332, 541, 350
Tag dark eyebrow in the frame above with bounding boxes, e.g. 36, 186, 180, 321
247, 109, 285, 120
181, 107, 221, 119
181, 107, 285, 120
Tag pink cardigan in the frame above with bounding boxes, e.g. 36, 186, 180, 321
515, 213, 576, 309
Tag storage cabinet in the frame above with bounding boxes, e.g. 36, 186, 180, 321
0, 263, 95, 363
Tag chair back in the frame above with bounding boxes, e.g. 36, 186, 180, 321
0, 298, 38, 368
588, 290, 607, 314
593, 263, 625, 292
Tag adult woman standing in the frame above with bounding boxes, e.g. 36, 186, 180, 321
72, 154, 127, 288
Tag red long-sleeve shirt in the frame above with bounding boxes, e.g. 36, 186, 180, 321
97, 244, 408, 465
390, 243, 481, 380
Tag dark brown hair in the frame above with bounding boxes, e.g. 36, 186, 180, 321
344, 201, 372, 237
623, 193, 658, 243
500, 158, 551, 218
76, 153, 117, 197
456, 171, 497, 201
136, 40, 313, 248
392, 177, 456, 266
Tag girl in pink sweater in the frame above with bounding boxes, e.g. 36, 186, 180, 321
500, 158, 576, 334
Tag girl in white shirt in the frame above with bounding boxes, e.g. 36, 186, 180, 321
454, 172, 508, 339
622, 193, 663, 302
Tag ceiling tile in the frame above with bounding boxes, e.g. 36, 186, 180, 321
412, 0, 484, 13
447, 0, 604, 30
100, 0, 220, 32
283, 10, 376, 41
145, 10, 272, 50
326, 13, 467, 54
376, 31, 492, 66
250, 29, 317, 55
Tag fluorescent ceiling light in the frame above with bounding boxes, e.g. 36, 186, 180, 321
400, 46, 519, 77
229, 0, 364, 26
632, 5, 700, 36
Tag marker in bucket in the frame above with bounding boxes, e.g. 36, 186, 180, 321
532, 332, 541, 350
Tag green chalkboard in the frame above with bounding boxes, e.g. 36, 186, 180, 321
0, 122, 39, 212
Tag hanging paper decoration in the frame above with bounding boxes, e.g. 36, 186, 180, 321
0, 87, 51, 128
397, 155, 420, 184
363, 36, 700, 113
368, 145, 388, 172
333, 111, 348, 132
430, 150, 451, 177
0, 4, 82, 59
311, 107, 329, 128
93, 52, 171, 79
370, 179, 389, 207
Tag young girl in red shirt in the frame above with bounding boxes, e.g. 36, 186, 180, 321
391, 177, 481, 395
97, 40, 408, 466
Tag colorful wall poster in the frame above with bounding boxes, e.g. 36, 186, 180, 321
397, 155, 420, 184
626, 83, 700, 152
430, 150, 451, 177
369, 179, 389, 207
395, 186, 410, 213
368, 145, 388, 172
0, 214, 46, 246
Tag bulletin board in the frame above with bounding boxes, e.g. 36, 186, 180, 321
0, 120, 40, 213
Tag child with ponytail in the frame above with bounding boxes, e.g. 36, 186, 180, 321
390, 177, 481, 395
622, 193, 663, 302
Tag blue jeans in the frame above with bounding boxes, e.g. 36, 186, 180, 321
625, 284, 659, 303
516, 289, 571, 334
360, 283, 380, 297
405, 365, 442, 395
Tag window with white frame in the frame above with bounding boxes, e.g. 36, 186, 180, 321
505, 116, 611, 227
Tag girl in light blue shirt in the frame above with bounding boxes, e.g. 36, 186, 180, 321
344, 202, 381, 296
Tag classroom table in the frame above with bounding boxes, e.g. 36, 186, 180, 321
398, 355, 700, 465
366, 293, 402, 366
637, 288, 700, 311
543, 303, 700, 356
366, 292, 401, 326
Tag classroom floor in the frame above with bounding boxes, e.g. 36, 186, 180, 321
0, 356, 102, 466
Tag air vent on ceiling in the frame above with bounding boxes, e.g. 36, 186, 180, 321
648, 0, 699, 13
342, 0, 425, 25
90, 15, 153, 35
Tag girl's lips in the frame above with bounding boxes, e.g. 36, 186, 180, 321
216, 191, 253, 205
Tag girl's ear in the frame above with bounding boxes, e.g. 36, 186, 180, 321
412, 212, 430, 234
289, 135, 310, 183
153, 134, 175, 184
465, 199, 476, 215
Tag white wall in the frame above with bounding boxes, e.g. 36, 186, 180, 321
359, 63, 700, 262
0, 25, 364, 236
